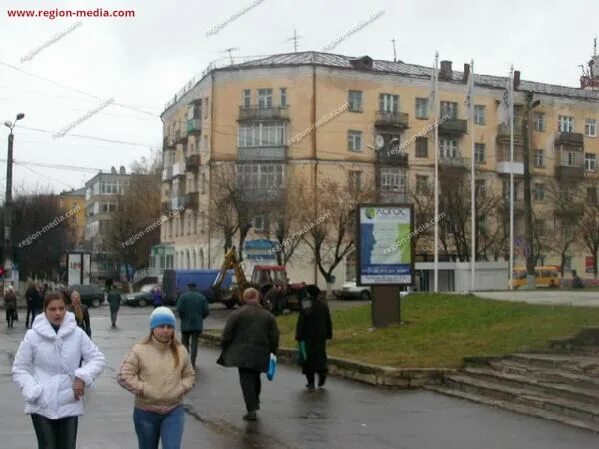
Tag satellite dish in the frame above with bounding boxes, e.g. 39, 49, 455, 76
375, 135, 385, 149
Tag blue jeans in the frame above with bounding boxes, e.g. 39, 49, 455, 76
133, 406, 184, 449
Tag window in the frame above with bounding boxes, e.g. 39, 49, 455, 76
101, 201, 117, 213
279, 88, 287, 107
258, 89, 273, 108
204, 97, 209, 119
533, 183, 545, 201
174, 217, 179, 237
236, 164, 284, 189
243, 89, 251, 107
101, 180, 119, 195
474, 143, 486, 163
440, 101, 458, 119
238, 121, 286, 147
415, 98, 428, 119
379, 94, 399, 112
533, 112, 545, 131
380, 168, 406, 192
475, 179, 486, 197
253, 215, 266, 232
416, 175, 429, 195
534, 149, 544, 168
587, 187, 598, 203
502, 179, 520, 201
348, 90, 363, 112
348, 171, 362, 192
201, 173, 207, 194
558, 115, 574, 133
565, 151, 580, 167
187, 214, 192, 235
585, 119, 597, 137
474, 105, 486, 125
585, 153, 596, 171
439, 138, 458, 159
415, 137, 428, 158
347, 130, 362, 152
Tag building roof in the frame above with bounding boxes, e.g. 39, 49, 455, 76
163, 51, 599, 114
59, 187, 86, 197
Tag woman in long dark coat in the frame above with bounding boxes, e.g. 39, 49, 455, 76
295, 285, 333, 389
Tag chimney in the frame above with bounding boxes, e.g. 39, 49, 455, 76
349, 56, 373, 70
110, 166, 117, 174
514, 70, 521, 89
463, 63, 470, 83
119, 166, 126, 175
439, 60, 453, 80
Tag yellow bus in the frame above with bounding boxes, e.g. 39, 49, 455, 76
511, 266, 560, 289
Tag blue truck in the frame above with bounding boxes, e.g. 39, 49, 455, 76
162, 269, 235, 305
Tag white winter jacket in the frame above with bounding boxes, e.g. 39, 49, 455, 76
12, 311, 106, 419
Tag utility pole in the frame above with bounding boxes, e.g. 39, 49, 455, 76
3, 113, 24, 290
522, 92, 539, 288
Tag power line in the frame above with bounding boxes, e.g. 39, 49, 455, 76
13, 160, 77, 189
0, 159, 104, 173
17, 125, 155, 148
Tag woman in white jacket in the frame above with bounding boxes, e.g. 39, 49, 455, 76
12, 291, 106, 449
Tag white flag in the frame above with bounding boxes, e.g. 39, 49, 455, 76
498, 76, 512, 126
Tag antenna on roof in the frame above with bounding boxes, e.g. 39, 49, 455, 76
594, 37, 597, 58
287, 29, 301, 52
391, 39, 397, 62
223, 48, 240, 65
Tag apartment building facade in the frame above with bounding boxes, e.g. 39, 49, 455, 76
58, 187, 86, 249
160, 52, 599, 285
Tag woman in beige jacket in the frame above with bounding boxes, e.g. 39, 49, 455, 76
118, 307, 195, 449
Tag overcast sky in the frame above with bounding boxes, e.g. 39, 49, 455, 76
0, 0, 597, 195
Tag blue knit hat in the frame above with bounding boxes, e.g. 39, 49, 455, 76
150, 306, 176, 330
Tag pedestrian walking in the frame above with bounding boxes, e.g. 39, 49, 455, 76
118, 307, 195, 449
67, 291, 92, 338
107, 285, 122, 328
152, 286, 163, 309
295, 285, 333, 390
12, 291, 106, 449
217, 288, 279, 421
4, 285, 18, 328
176, 283, 210, 369
25, 282, 42, 328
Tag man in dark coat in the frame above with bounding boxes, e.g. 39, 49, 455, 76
25, 282, 41, 328
4, 286, 17, 328
295, 285, 333, 390
218, 287, 279, 421
107, 284, 122, 328
177, 283, 210, 369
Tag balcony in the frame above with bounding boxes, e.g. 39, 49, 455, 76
238, 106, 290, 121
185, 154, 200, 172
165, 136, 176, 150
555, 148, 584, 181
187, 118, 202, 135
555, 132, 584, 147
438, 118, 467, 136
377, 149, 408, 167
238, 186, 285, 203
161, 166, 173, 181
170, 196, 186, 211
497, 123, 524, 145
498, 198, 525, 215
175, 129, 188, 145
439, 155, 470, 170
496, 145, 524, 175
172, 161, 185, 178
184, 192, 199, 210
238, 146, 287, 161
374, 111, 409, 130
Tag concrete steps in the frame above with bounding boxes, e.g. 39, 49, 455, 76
430, 330, 599, 432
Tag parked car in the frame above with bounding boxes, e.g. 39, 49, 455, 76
333, 281, 371, 301
67, 284, 105, 308
124, 283, 159, 307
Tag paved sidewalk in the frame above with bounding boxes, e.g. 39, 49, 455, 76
474, 290, 599, 307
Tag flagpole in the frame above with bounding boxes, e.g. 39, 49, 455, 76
470, 60, 476, 292
509, 65, 515, 291
434, 52, 439, 293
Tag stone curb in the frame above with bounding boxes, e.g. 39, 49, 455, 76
199, 333, 453, 389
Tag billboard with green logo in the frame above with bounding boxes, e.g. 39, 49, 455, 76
356, 204, 414, 285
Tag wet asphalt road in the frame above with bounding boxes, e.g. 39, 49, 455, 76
1, 305, 597, 449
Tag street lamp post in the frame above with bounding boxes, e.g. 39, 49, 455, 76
3, 113, 25, 289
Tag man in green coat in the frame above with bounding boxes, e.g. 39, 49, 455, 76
177, 283, 210, 368
107, 284, 122, 328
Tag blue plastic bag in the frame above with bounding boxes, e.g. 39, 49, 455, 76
267, 353, 277, 381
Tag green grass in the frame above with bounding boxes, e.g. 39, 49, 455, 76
275, 293, 599, 369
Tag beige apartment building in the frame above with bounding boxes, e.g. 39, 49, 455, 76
160, 51, 599, 286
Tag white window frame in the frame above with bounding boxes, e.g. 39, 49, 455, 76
238, 121, 286, 147
534, 149, 544, 168
257, 89, 273, 108
279, 88, 287, 107
474, 105, 486, 125
440, 101, 458, 119
585, 153, 596, 171
439, 138, 458, 159
348, 171, 362, 192
533, 112, 545, 131
474, 143, 485, 163
253, 215, 266, 232
236, 164, 285, 190
585, 119, 597, 137
347, 130, 362, 152
416, 175, 429, 194
533, 183, 545, 201
348, 90, 363, 112
380, 168, 406, 192
243, 89, 251, 108
415, 98, 428, 119
379, 94, 399, 113
558, 115, 574, 133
